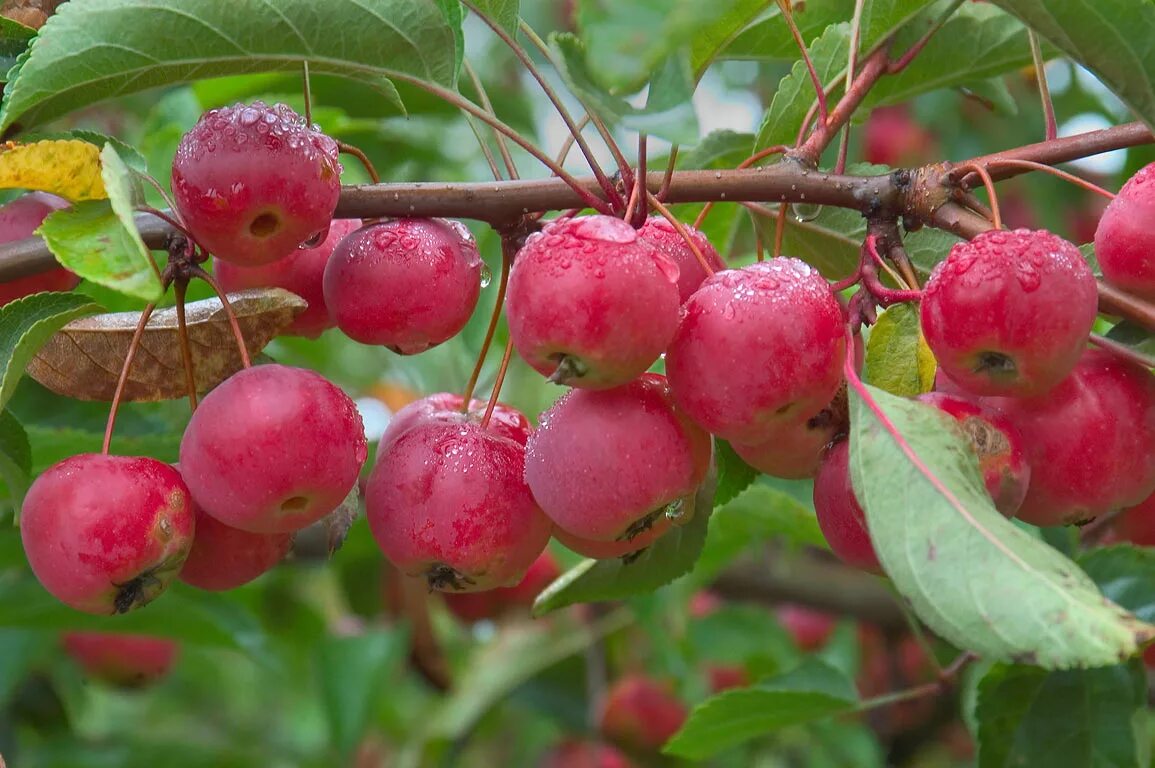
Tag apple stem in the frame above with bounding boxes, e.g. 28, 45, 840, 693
777, 0, 829, 125
626, 134, 648, 228
647, 192, 714, 275
173, 278, 198, 413
101, 297, 163, 455
950, 163, 1002, 230
773, 203, 788, 259
480, 336, 515, 430
984, 158, 1116, 200
337, 141, 380, 185
657, 145, 679, 202
463, 58, 518, 180
461, 236, 513, 409
191, 265, 252, 369
301, 60, 313, 125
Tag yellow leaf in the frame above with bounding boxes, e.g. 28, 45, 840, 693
0, 140, 106, 201
863, 303, 937, 397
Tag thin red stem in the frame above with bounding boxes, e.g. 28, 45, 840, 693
773, 203, 788, 258
887, 0, 964, 74
463, 58, 519, 180
629, 135, 648, 227
1029, 31, 1057, 141
778, 0, 827, 124
338, 141, 380, 185
647, 192, 714, 275
173, 279, 198, 412
102, 299, 160, 454
1089, 333, 1155, 370
192, 266, 251, 368
657, 145, 679, 202
952, 163, 1002, 229
461, 241, 512, 407
481, 336, 515, 429
984, 158, 1115, 200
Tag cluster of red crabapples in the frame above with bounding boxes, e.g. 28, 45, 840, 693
12, 100, 1155, 621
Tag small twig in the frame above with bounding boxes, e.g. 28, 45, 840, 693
135, 172, 182, 217
338, 141, 380, 185
629, 135, 648, 227
463, 58, 519, 180
777, 0, 828, 124
647, 192, 715, 275
857, 652, 976, 713
461, 237, 513, 407
462, 113, 505, 183
951, 163, 1002, 229
657, 145, 679, 202
952, 188, 996, 222
480, 336, 515, 429
301, 61, 313, 125
191, 266, 251, 368
837, 0, 866, 175
173, 278, 198, 412
887, 0, 965, 74
984, 158, 1115, 200
1028, 31, 1057, 141
1089, 332, 1155, 370
774, 203, 788, 258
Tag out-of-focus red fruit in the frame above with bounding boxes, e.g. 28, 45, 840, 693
172, 101, 342, 266
1112, 489, 1155, 546
524, 374, 711, 553
920, 229, 1097, 397
178, 497, 293, 591
541, 740, 635, 768
62, 631, 180, 687
862, 106, 933, 167
688, 590, 724, 619
666, 259, 846, 444
366, 418, 552, 592
0, 192, 76, 306
600, 675, 688, 752
442, 550, 561, 622
707, 665, 749, 693
856, 625, 938, 733
212, 218, 360, 338
813, 441, 881, 574
777, 604, 837, 651
988, 349, 1155, 526
637, 216, 725, 303
506, 215, 681, 389
324, 218, 483, 353
21, 454, 195, 614
916, 392, 1030, 516
179, 364, 367, 533
379, 392, 531, 454
1094, 162, 1155, 300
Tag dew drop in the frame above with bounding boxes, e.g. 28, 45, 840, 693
479, 263, 492, 288
793, 202, 823, 222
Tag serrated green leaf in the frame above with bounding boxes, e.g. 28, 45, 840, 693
36, 200, 163, 301
0, 292, 101, 411
848, 381, 1155, 668
0, 409, 30, 514
975, 661, 1148, 768
664, 659, 858, 759
469, 0, 520, 38
1081, 545, 1155, 624
317, 630, 406, 759
550, 34, 700, 145
863, 303, 936, 397
688, 0, 773, 78
0, 0, 462, 132
755, 22, 851, 151
987, 0, 1155, 130
0, 17, 36, 84
533, 475, 716, 616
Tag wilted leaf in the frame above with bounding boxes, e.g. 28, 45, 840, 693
27, 288, 306, 402
849, 381, 1155, 668
291, 486, 361, 561
863, 304, 936, 397
0, 139, 105, 200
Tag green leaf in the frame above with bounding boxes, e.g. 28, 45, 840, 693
848, 381, 1154, 668
469, 0, 520, 39
1080, 545, 1155, 624
1105, 321, 1155, 359
577, 0, 747, 92
0, 17, 36, 84
549, 34, 700, 145
533, 475, 716, 616
863, 303, 936, 397
36, 199, 163, 302
986, 0, 1155, 130
688, 0, 774, 78
0, 629, 50, 707
755, 22, 851, 152
317, 630, 406, 758
664, 659, 858, 759
0, 0, 463, 132
975, 661, 1148, 768
0, 409, 30, 512
863, 4, 1035, 108
0, 292, 101, 412
714, 440, 758, 507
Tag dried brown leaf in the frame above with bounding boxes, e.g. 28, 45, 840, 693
26, 288, 306, 401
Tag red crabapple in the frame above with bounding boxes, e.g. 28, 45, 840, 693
553, 524, 674, 559
862, 106, 934, 167
179, 364, 367, 533
637, 216, 725, 302
171, 101, 342, 266
541, 740, 635, 768
324, 218, 482, 353
21, 454, 194, 614
916, 392, 1030, 516
813, 441, 881, 574
665, 259, 846, 443
62, 631, 179, 687
0, 192, 75, 305
524, 374, 711, 551
442, 549, 561, 623
178, 496, 293, 591
506, 215, 681, 388
732, 397, 844, 479
987, 348, 1155, 526
1112, 489, 1155, 546
213, 218, 360, 338
379, 392, 531, 454
600, 675, 687, 752
1094, 162, 1155, 300
777, 604, 838, 651
920, 229, 1097, 397
366, 418, 552, 591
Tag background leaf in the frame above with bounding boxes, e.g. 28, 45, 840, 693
0, 409, 30, 511
468, 0, 520, 39
849, 382, 1153, 668
316, 630, 406, 759
27, 288, 306, 402
0, 292, 101, 411
0, 0, 463, 132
